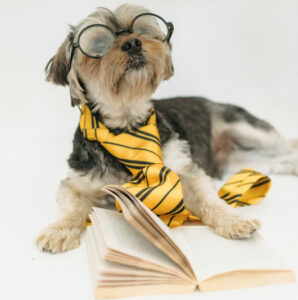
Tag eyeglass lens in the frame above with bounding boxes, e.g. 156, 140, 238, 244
79, 26, 115, 58
132, 15, 168, 41
78, 15, 169, 58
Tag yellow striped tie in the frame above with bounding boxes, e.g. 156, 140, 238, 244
80, 105, 271, 228
218, 168, 271, 207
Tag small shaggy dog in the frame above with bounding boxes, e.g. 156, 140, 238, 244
37, 4, 298, 253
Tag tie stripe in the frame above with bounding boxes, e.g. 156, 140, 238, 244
139, 167, 169, 202
125, 132, 162, 147
80, 105, 271, 228
130, 171, 144, 182
134, 128, 162, 144
102, 141, 162, 159
252, 179, 271, 188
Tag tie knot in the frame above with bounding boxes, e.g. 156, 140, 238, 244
79, 104, 163, 177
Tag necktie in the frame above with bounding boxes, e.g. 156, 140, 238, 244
80, 105, 271, 228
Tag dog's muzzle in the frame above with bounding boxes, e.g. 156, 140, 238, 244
122, 38, 146, 70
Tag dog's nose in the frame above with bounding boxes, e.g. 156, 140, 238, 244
121, 38, 142, 54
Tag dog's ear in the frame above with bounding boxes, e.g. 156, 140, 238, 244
45, 32, 74, 86
45, 30, 86, 106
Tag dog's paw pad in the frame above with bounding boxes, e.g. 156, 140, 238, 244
36, 225, 81, 253
214, 215, 260, 240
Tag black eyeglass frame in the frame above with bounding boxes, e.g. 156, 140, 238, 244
70, 12, 174, 63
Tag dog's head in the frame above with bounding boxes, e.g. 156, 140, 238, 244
46, 4, 174, 110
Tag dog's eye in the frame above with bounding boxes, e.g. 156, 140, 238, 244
79, 25, 115, 58
132, 15, 167, 41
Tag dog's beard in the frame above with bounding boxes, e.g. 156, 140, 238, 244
98, 49, 153, 95
121, 64, 155, 95
127, 54, 147, 71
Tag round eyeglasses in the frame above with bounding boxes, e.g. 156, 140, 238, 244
71, 13, 174, 60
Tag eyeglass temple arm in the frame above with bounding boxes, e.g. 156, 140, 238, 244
68, 43, 79, 71
167, 22, 174, 41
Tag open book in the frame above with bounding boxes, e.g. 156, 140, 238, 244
85, 185, 295, 299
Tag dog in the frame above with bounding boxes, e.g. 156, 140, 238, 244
37, 4, 298, 253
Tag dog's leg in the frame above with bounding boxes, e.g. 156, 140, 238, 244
162, 138, 259, 239
216, 122, 298, 176
211, 103, 298, 176
36, 169, 107, 253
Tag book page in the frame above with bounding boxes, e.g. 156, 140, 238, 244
85, 227, 98, 290
102, 185, 196, 280
86, 225, 184, 279
171, 225, 292, 282
92, 207, 184, 276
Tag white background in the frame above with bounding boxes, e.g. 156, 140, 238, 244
0, 0, 298, 299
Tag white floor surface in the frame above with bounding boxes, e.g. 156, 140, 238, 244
1, 1, 298, 300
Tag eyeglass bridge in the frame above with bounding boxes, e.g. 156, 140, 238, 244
115, 28, 132, 36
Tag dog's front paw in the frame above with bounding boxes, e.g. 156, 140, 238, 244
36, 225, 81, 253
214, 214, 260, 240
